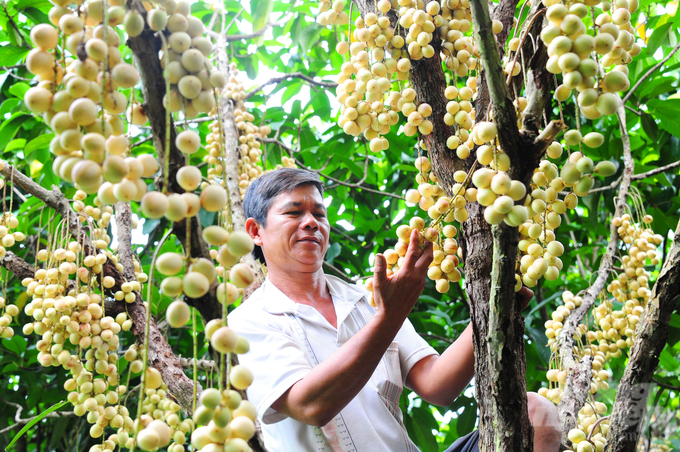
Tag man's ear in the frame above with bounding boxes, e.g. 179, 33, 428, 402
245, 218, 263, 246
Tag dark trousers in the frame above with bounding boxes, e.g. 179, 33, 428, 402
444, 430, 480, 452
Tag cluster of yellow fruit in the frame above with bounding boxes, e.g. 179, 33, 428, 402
234, 112, 268, 198
364, 156, 463, 299
539, 215, 661, 451
539, 0, 639, 119
564, 403, 610, 452
515, 149, 617, 288
316, 0, 350, 26
191, 386, 258, 452
0, 297, 20, 339
134, 367, 192, 452
0, 211, 26, 259
136, 1, 225, 118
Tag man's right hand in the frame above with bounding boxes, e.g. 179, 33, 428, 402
372, 228, 434, 325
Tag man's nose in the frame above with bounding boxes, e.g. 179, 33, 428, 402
301, 212, 319, 229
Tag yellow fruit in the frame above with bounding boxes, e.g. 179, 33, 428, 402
190, 258, 217, 283
161, 276, 183, 297
181, 49, 205, 73
211, 326, 238, 353
200, 388, 222, 409
229, 365, 254, 391
141, 192, 169, 219
145, 367, 163, 389
138, 154, 159, 177
71, 160, 102, 194
200, 185, 227, 212
147, 420, 172, 447
113, 179, 138, 202
30, 24, 59, 49
595, 161, 616, 177
167, 300, 191, 328
24, 87, 53, 114
103, 156, 130, 183
176, 130, 201, 154
183, 193, 201, 217
147, 8, 167, 31
183, 271, 210, 298
227, 231, 254, 257
165, 193, 188, 222
573, 175, 594, 196
202, 225, 229, 246
155, 252, 184, 276
124, 9, 145, 37
230, 263, 255, 288
111, 63, 139, 88
216, 282, 240, 305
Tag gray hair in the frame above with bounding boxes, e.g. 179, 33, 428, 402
243, 168, 324, 263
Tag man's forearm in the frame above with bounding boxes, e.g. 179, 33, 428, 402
272, 310, 403, 427
407, 323, 476, 406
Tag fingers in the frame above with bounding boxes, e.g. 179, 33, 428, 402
517, 286, 534, 311
414, 238, 434, 273
373, 253, 387, 289
400, 229, 423, 271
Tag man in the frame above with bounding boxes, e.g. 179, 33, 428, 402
228, 168, 561, 452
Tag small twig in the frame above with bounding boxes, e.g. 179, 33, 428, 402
589, 160, 680, 193
220, 16, 291, 42
323, 260, 353, 283
244, 72, 338, 100
653, 378, 680, 392
131, 135, 154, 148
419, 333, 454, 344
623, 41, 680, 104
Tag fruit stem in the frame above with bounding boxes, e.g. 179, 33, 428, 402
157, 31, 171, 195
132, 228, 173, 452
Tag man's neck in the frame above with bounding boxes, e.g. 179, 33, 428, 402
267, 268, 331, 306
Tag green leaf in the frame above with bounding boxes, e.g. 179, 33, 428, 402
6, 400, 68, 450
250, 0, 273, 45
22, 6, 49, 25
641, 112, 659, 141
0, 45, 29, 66
647, 23, 671, 56
25, 133, 54, 156
2, 334, 27, 355
648, 99, 680, 136
8, 82, 30, 99
299, 23, 322, 54
0, 113, 28, 152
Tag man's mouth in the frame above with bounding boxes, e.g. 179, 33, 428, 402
298, 237, 320, 243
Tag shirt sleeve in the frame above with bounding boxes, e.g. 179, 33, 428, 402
394, 318, 439, 387
229, 309, 311, 424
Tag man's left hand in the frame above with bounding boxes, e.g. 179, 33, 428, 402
517, 286, 534, 311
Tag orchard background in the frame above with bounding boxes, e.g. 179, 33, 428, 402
0, 0, 679, 451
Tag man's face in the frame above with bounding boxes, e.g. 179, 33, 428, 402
251, 184, 330, 273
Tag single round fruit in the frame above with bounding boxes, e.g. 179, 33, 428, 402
200, 185, 227, 212
211, 326, 238, 353
227, 231, 254, 257
230, 263, 255, 288
182, 271, 210, 298
141, 192, 169, 219
229, 365, 253, 390
136, 428, 160, 452
155, 252, 184, 276
161, 276, 183, 297
177, 165, 202, 191
167, 300, 191, 328
202, 225, 229, 246
595, 160, 617, 177
176, 130, 201, 154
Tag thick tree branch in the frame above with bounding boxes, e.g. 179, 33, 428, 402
0, 251, 35, 280
216, 31, 266, 302
605, 218, 680, 452
557, 104, 636, 441
244, 72, 337, 100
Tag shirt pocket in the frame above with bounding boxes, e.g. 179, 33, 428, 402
375, 341, 403, 419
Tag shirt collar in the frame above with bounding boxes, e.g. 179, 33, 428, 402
261, 274, 366, 316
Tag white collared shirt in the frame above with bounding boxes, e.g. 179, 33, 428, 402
227, 275, 438, 452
